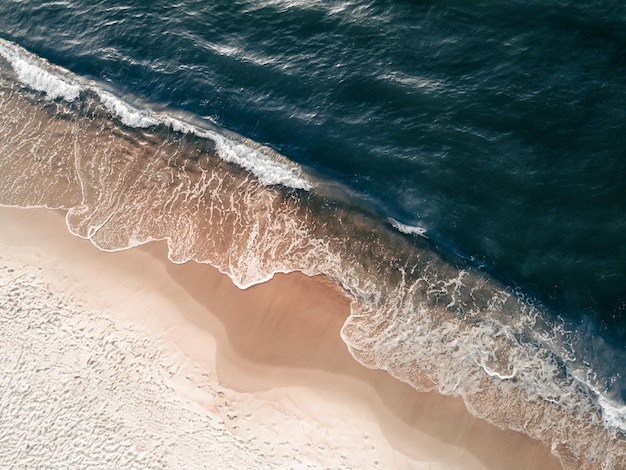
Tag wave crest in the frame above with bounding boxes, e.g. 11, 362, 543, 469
0, 38, 312, 191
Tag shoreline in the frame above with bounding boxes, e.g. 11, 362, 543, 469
0, 206, 561, 469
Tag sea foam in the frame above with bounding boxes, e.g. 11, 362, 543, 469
0, 39, 81, 101
0, 38, 312, 191
388, 217, 428, 238
98, 91, 160, 128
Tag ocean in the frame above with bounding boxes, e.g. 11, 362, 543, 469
0, 0, 624, 467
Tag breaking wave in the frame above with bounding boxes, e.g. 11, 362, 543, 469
0, 39, 312, 191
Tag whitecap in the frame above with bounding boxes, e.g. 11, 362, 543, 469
0, 38, 313, 192
0, 39, 81, 101
388, 217, 428, 238
98, 91, 160, 128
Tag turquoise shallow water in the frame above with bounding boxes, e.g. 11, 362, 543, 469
0, 0, 625, 466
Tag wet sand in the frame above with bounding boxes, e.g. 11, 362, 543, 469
0, 206, 561, 469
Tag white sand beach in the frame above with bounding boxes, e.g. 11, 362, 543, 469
0, 207, 561, 469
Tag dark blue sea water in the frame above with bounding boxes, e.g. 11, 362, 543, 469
0, 0, 625, 466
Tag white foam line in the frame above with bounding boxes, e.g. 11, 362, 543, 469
0, 38, 313, 191
96, 95, 312, 189
598, 392, 626, 432
477, 360, 517, 380
208, 130, 312, 190
98, 91, 159, 128
156, 115, 311, 190
0, 39, 81, 101
563, 357, 626, 433
388, 217, 428, 238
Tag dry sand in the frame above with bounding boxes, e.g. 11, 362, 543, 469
0, 207, 561, 469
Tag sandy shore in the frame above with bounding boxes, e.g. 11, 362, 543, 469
0, 207, 561, 469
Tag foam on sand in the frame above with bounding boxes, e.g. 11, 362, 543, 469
388, 217, 428, 238
0, 207, 561, 469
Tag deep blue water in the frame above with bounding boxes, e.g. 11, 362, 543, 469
1, 0, 625, 463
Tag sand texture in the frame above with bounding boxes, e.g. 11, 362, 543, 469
0, 207, 561, 469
